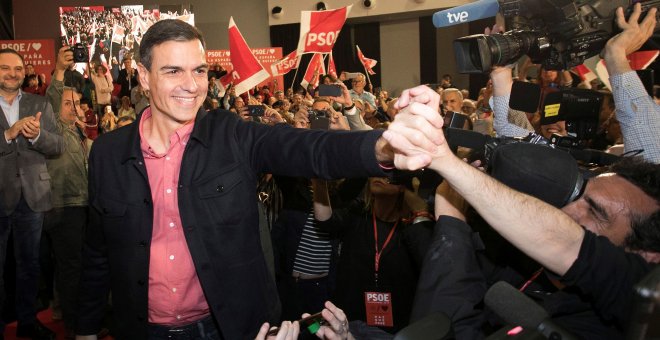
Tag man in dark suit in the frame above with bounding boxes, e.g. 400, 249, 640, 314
115, 56, 138, 99
0, 48, 63, 340
75, 19, 439, 340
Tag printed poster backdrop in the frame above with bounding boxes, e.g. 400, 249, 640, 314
59, 5, 193, 69
0, 40, 56, 84
207, 48, 283, 91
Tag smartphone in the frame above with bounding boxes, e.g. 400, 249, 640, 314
247, 105, 265, 117
310, 115, 330, 130
267, 312, 326, 336
318, 84, 342, 97
345, 72, 361, 79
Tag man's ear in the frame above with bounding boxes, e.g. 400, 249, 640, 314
137, 63, 149, 92
638, 251, 660, 264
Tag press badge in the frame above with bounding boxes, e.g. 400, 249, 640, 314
364, 291, 393, 327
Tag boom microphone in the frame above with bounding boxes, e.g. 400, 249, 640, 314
485, 281, 578, 340
432, 0, 500, 28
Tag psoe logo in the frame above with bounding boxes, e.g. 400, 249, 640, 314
446, 11, 469, 23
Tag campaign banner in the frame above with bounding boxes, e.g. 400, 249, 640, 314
207, 47, 283, 91
296, 5, 352, 55
270, 50, 299, 77
0, 39, 56, 84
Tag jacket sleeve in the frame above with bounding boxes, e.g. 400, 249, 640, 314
76, 146, 112, 335
30, 98, 63, 157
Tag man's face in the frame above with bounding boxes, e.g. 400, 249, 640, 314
137, 40, 208, 126
540, 121, 567, 139
293, 109, 310, 129
26, 64, 35, 75
234, 97, 245, 108
0, 53, 25, 95
352, 76, 365, 92
123, 58, 132, 69
562, 174, 659, 247
60, 89, 83, 125
255, 94, 263, 103
80, 103, 90, 112
442, 92, 462, 113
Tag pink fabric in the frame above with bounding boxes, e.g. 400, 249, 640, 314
139, 108, 210, 326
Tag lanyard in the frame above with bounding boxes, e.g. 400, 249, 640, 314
372, 209, 398, 283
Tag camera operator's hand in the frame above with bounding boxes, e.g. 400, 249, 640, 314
603, 3, 657, 76
54, 46, 74, 82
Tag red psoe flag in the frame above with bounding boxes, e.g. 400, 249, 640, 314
270, 50, 300, 77
300, 53, 326, 89
297, 5, 352, 55
228, 17, 271, 96
327, 53, 337, 78
356, 45, 377, 75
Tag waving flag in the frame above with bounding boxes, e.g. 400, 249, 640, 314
270, 50, 300, 77
111, 25, 125, 44
228, 17, 270, 95
301, 54, 325, 89
327, 53, 337, 78
356, 45, 377, 75
297, 6, 352, 54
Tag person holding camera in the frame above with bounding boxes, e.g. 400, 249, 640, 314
385, 4, 660, 338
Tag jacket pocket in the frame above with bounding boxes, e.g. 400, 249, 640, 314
194, 163, 245, 225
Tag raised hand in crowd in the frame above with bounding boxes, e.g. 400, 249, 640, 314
328, 82, 352, 108
603, 2, 657, 75
328, 107, 350, 131
54, 46, 74, 80
263, 106, 286, 125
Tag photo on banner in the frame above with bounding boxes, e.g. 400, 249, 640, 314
58, 5, 194, 72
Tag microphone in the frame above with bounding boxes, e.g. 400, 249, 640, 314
485, 281, 578, 340
432, 0, 500, 28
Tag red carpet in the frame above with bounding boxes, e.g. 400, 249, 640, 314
2, 308, 113, 340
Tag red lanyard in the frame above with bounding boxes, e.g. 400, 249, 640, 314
372, 210, 398, 275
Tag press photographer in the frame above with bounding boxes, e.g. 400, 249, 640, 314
396, 3, 660, 339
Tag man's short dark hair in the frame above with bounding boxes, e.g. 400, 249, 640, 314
0, 48, 25, 65
609, 157, 660, 252
138, 19, 205, 70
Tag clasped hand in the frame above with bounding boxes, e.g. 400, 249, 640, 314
6, 112, 42, 140
382, 85, 451, 170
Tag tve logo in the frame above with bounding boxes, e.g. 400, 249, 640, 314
446, 11, 469, 24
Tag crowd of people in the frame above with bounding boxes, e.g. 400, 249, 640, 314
0, 3, 658, 340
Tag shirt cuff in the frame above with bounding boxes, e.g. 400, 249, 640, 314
343, 106, 357, 116
29, 130, 41, 144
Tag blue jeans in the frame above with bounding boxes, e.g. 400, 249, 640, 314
0, 196, 44, 331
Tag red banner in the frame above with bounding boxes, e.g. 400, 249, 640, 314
206, 47, 283, 91
227, 17, 272, 95
301, 53, 325, 89
327, 53, 337, 78
0, 40, 56, 84
270, 50, 299, 77
297, 6, 352, 55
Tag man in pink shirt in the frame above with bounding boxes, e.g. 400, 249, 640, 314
75, 19, 442, 339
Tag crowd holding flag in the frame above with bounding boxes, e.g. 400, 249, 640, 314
300, 53, 326, 89
228, 17, 271, 96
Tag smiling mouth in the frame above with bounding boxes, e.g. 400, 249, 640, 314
173, 96, 197, 103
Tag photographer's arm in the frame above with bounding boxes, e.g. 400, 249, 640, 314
46, 46, 73, 111
603, 4, 660, 163
388, 86, 583, 276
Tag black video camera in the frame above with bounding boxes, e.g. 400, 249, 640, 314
453, 0, 660, 73
71, 43, 89, 63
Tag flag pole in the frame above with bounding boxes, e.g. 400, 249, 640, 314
290, 65, 301, 92
363, 64, 372, 91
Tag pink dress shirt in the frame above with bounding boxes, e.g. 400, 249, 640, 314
139, 108, 210, 325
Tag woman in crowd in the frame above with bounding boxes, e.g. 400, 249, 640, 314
117, 95, 136, 120
90, 64, 114, 114
314, 176, 434, 334
100, 105, 117, 134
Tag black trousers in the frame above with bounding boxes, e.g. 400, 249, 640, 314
43, 206, 87, 331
